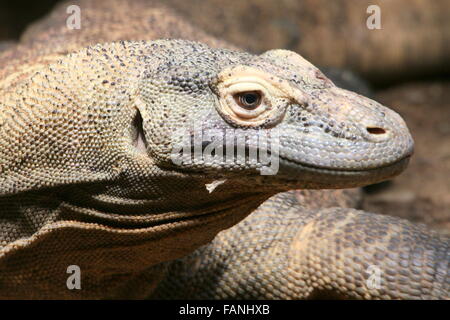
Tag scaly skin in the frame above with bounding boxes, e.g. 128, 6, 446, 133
0, 0, 447, 299
152, 192, 449, 299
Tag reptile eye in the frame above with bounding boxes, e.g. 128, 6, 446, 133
234, 91, 262, 110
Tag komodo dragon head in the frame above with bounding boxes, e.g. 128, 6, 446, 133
134, 40, 414, 191
0, 41, 414, 290
0, 40, 414, 202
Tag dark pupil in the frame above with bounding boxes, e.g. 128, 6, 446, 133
239, 92, 261, 108
243, 93, 257, 104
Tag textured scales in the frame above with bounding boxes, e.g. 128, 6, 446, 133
153, 192, 449, 299
0, 1, 448, 299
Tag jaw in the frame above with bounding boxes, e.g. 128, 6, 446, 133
210, 155, 411, 194
270, 155, 411, 190
161, 151, 411, 195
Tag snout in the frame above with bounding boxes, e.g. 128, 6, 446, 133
279, 86, 414, 172
336, 87, 414, 158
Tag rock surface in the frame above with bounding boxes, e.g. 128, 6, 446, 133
364, 82, 450, 233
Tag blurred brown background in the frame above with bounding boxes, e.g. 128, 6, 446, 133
1, 0, 449, 232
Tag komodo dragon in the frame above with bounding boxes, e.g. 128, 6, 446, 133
0, 38, 448, 300
0, 1, 448, 300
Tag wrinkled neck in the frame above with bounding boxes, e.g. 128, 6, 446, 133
59, 173, 274, 219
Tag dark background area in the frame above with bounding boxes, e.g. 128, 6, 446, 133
0, 1, 59, 40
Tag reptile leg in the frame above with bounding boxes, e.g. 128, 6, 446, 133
151, 192, 449, 299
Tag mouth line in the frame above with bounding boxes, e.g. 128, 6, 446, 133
177, 143, 412, 175
279, 154, 412, 174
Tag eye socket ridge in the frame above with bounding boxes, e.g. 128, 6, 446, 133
233, 91, 263, 110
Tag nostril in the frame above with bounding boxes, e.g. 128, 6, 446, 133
367, 127, 387, 135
